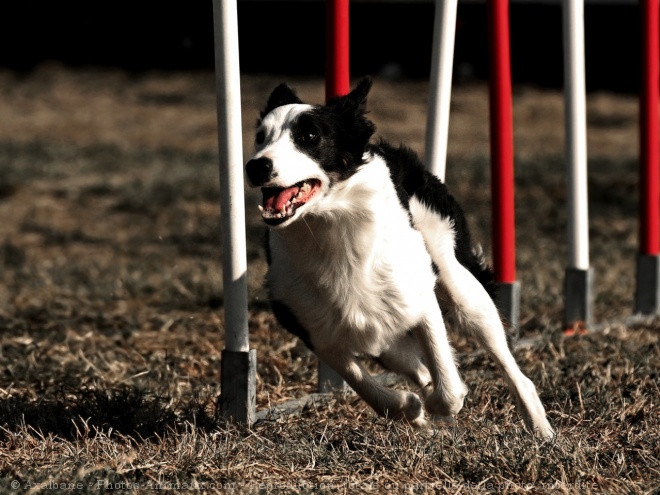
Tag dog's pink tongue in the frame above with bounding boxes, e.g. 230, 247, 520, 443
262, 185, 299, 212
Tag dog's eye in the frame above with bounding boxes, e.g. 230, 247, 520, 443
255, 130, 266, 146
296, 131, 318, 144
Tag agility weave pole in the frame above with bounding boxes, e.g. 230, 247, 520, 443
424, 0, 458, 183
317, 0, 351, 394
562, 0, 593, 331
636, 0, 660, 315
486, 0, 520, 334
213, 0, 256, 424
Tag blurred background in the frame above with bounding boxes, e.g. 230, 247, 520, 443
0, 0, 644, 92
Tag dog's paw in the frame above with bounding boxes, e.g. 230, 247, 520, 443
431, 414, 455, 425
408, 415, 432, 430
424, 384, 467, 417
534, 420, 555, 440
403, 393, 432, 430
521, 408, 554, 440
390, 391, 428, 428
401, 391, 424, 420
509, 375, 555, 440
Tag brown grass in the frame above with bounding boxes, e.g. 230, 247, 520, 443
0, 65, 658, 493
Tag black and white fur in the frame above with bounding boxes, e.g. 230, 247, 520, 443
245, 78, 554, 438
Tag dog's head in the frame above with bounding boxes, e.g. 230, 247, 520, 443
245, 77, 376, 227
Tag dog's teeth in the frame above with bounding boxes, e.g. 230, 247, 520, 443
258, 205, 264, 212
280, 205, 286, 215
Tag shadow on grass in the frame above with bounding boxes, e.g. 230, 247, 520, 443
0, 386, 219, 442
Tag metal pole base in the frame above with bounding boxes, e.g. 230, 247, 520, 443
635, 254, 660, 315
220, 349, 257, 424
318, 361, 346, 393
495, 281, 520, 340
564, 267, 593, 331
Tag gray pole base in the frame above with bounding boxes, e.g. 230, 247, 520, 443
495, 281, 521, 340
318, 361, 346, 393
564, 267, 593, 330
635, 254, 660, 315
220, 349, 257, 424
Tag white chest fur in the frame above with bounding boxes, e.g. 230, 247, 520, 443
266, 157, 438, 356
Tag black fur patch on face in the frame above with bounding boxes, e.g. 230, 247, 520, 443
287, 78, 377, 183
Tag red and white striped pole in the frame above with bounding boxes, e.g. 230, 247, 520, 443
319, 0, 350, 392
636, 0, 660, 314
487, 0, 519, 332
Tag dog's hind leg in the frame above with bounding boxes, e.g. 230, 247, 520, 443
412, 204, 554, 438
315, 348, 429, 428
436, 270, 554, 439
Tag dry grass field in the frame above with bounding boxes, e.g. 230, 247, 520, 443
0, 65, 658, 493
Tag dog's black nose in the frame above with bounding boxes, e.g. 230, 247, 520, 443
245, 157, 274, 186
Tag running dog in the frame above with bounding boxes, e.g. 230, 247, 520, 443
244, 78, 554, 438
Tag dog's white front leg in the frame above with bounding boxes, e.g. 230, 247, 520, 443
315, 348, 429, 428
378, 332, 433, 395
412, 309, 468, 417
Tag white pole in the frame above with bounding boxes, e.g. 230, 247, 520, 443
424, 0, 458, 182
562, 0, 592, 329
213, 0, 255, 424
563, 0, 589, 271
212, 0, 249, 352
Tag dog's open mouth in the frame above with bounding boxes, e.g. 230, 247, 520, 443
258, 179, 321, 225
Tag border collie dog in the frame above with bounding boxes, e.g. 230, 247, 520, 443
245, 78, 554, 438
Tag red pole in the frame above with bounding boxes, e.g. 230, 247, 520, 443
640, 0, 660, 256
487, 0, 516, 283
319, 0, 350, 393
326, 0, 350, 101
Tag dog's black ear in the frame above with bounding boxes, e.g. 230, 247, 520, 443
328, 77, 373, 115
260, 83, 303, 118
347, 76, 373, 111
329, 77, 376, 166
